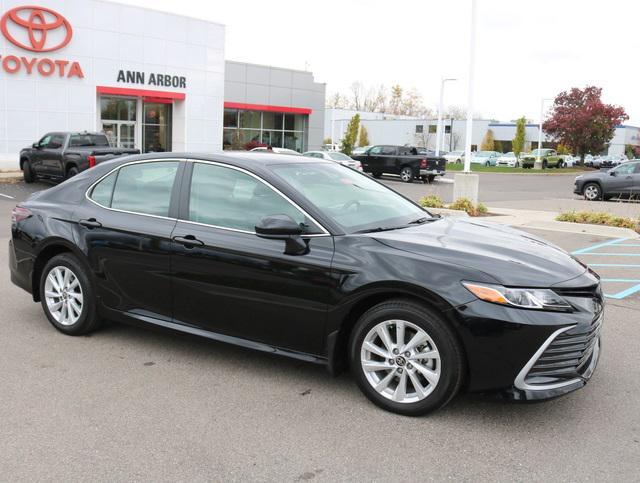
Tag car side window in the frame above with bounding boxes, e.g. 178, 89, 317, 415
48, 134, 65, 148
381, 146, 397, 155
369, 146, 383, 155
634, 163, 640, 174
38, 134, 52, 147
90, 161, 179, 217
614, 163, 636, 175
187, 162, 322, 234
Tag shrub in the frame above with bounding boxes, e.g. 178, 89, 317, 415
419, 195, 444, 208
556, 211, 639, 232
448, 198, 488, 216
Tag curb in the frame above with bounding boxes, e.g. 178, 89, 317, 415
0, 170, 22, 180
427, 207, 469, 218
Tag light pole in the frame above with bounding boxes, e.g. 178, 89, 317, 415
453, 0, 479, 204
463, 0, 477, 174
435, 78, 457, 156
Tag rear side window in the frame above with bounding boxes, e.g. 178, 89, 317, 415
90, 161, 179, 217
381, 146, 397, 155
89, 171, 117, 206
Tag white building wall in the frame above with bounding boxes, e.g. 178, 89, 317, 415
0, 0, 225, 169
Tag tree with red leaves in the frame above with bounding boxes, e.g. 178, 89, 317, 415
542, 86, 628, 162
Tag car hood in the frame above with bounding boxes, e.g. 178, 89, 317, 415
368, 218, 587, 287
577, 171, 608, 181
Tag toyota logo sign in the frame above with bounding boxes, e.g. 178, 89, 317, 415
0, 5, 73, 52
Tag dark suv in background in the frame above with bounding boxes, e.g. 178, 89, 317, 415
574, 160, 640, 200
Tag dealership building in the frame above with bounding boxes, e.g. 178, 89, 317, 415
0, 0, 326, 169
326, 108, 640, 156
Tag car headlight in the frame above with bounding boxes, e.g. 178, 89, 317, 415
462, 282, 573, 312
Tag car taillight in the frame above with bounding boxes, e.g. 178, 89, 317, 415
88, 155, 96, 168
11, 206, 32, 223
420, 159, 428, 168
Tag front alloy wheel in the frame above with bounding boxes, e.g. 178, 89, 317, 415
350, 299, 464, 416
361, 320, 441, 403
583, 182, 601, 201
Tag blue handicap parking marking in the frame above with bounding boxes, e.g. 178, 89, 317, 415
571, 237, 640, 300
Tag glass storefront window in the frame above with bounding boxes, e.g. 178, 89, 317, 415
143, 102, 172, 153
262, 112, 283, 130
239, 110, 261, 129
223, 110, 307, 152
224, 109, 238, 128
101, 97, 136, 121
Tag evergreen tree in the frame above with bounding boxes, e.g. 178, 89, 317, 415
358, 125, 370, 147
480, 129, 495, 151
512, 117, 526, 157
341, 114, 360, 155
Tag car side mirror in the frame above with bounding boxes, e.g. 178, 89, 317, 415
609, 171, 617, 176
255, 214, 308, 255
32, 142, 40, 149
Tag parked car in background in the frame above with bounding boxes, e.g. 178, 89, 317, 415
303, 150, 363, 171
20, 132, 139, 183
521, 149, 564, 169
322, 143, 341, 152
9, 152, 603, 415
574, 160, 640, 200
444, 150, 465, 164
598, 156, 621, 169
496, 152, 520, 167
250, 147, 300, 155
471, 151, 501, 167
351, 145, 446, 183
351, 146, 371, 156
560, 155, 578, 167
583, 154, 595, 167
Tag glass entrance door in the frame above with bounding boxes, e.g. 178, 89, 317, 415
143, 102, 172, 153
101, 121, 136, 148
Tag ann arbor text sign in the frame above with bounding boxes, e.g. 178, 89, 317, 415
117, 70, 187, 89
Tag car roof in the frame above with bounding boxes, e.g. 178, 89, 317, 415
99, 151, 325, 171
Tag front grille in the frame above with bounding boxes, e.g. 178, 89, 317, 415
524, 314, 602, 386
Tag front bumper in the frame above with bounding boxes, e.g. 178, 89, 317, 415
449, 281, 603, 401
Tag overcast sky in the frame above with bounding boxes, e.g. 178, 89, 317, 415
121, 0, 640, 125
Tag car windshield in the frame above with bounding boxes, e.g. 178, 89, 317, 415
474, 152, 490, 157
504, 152, 514, 157
328, 152, 351, 161
269, 162, 433, 234
531, 149, 548, 155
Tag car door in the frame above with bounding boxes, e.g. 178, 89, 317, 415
29, 133, 53, 175
381, 145, 399, 174
605, 162, 635, 196
73, 159, 182, 320
627, 162, 640, 197
42, 133, 67, 176
169, 160, 335, 355
364, 145, 384, 174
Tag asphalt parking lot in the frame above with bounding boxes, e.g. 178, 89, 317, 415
1, 178, 639, 481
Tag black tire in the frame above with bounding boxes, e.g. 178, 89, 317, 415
456, 159, 462, 164
427, 174, 436, 183
349, 299, 464, 416
542, 159, 548, 169
39, 253, 102, 336
485, 161, 490, 167
400, 167, 414, 183
372, 172, 383, 179
557, 161, 564, 169
66, 166, 79, 179
583, 182, 602, 201
23, 160, 35, 183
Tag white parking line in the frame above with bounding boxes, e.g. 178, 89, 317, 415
0, 192, 15, 199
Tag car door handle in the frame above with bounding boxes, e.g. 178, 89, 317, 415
173, 235, 204, 248
79, 218, 102, 229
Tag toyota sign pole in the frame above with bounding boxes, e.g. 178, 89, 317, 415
435, 78, 457, 156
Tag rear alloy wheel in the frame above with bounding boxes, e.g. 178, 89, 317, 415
350, 300, 464, 416
372, 172, 383, 179
40, 253, 102, 335
23, 161, 35, 183
583, 182, 602, 201
542, 160, 548, 169
400, 167, 414, 183
66, 166, 79, 179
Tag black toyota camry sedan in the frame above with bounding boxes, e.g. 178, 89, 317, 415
9, 152, 603, 415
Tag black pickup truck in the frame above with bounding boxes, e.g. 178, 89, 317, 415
351, 145, 446, 183
20, 132, 139, 183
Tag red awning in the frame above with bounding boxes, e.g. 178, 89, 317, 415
97, 86, 186, 100
224, 102, 311, 115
